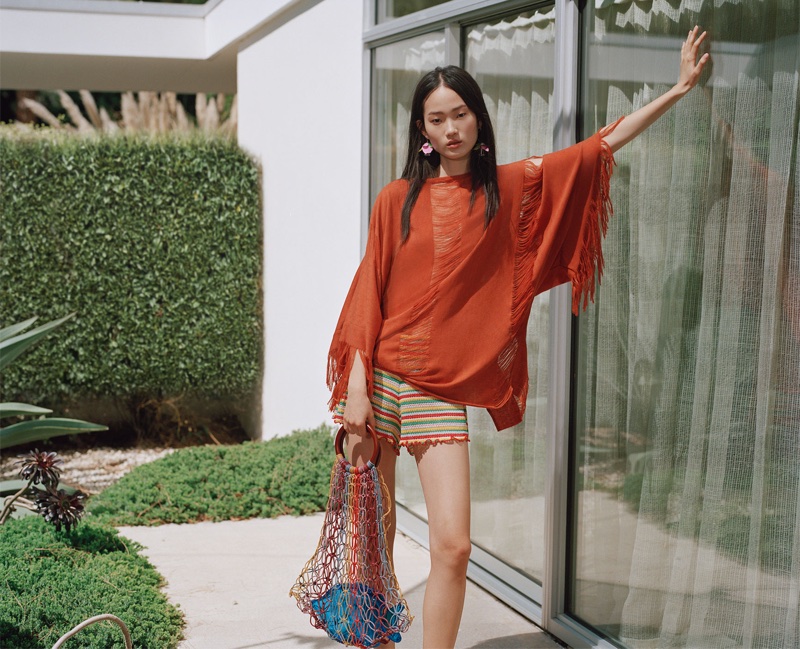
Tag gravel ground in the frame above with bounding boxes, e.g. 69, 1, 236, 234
0, 447, 174, 494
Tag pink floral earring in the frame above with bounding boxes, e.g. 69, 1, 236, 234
420, 140, 433, 156
473, 142, 490, 156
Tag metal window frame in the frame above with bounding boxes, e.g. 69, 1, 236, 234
366, 0, 545, 46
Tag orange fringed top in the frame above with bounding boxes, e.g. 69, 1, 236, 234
328, 121, 621, 431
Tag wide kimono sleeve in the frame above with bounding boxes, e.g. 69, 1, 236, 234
326, 185, 397, 411
517, 118, 623, 316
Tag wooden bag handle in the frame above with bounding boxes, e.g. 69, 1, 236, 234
334, 424, 382, 468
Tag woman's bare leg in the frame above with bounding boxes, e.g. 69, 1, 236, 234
415, 441, 471, 649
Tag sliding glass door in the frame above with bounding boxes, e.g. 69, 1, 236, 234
573, 1, 800, 647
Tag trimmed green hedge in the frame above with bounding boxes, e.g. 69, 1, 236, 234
0, 132, 261, 404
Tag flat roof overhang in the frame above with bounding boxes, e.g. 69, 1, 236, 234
0, 48, 237, 93
0, 0, 308, 92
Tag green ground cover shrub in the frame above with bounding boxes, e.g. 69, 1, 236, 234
1, 427, 335, 647
0, 132, 261, 410
88, 426, 336, 526
0, 516, 183, 648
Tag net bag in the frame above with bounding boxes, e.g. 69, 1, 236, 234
290, 425, 413, 647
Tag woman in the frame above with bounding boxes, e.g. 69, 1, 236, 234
329, 27, 710, 648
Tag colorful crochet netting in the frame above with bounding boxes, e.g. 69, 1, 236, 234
290, 456, 412, 648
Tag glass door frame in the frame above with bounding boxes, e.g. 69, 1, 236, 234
537, 2, 619, 646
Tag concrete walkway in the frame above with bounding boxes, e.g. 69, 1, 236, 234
119, 514, 563, 649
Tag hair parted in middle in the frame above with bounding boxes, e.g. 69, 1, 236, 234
399, 65, 499, 242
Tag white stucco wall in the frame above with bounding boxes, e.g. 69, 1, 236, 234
237, 0, 364, 438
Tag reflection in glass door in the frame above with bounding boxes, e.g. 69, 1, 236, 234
572, 1, 800, 647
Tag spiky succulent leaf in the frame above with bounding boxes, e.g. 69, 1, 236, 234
0, 317, 38, 343
0, 402, 53, 419
0, 313, 75, 373
0, 418, 108, 450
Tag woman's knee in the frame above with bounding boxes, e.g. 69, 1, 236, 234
429, 534, 471, 572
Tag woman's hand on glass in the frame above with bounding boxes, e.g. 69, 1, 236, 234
603, 25, 712, 152
675, 26, 710, 96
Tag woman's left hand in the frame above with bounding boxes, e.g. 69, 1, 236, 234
675, 26, 711, 96
601, 25, 712, 153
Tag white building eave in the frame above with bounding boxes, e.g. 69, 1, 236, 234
0, 0, 319, 92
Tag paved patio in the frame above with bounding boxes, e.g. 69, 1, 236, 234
119, 513, 564, 649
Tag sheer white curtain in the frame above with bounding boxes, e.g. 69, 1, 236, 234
466, 9, 555, 161
465, 7, 555, 582
576, 0, 800, 646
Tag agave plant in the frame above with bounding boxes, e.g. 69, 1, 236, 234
0, 314, 106, 525
0, 314, 108, 449
0, 317, 131, 640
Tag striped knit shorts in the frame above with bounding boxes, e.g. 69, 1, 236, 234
333, 367, 469, 456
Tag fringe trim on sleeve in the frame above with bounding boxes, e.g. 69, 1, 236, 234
327, 344, 374, 412
510, 158, 544, 332
571, 117, 623, 315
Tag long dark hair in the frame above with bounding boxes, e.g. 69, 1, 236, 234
399, 66, 499, 241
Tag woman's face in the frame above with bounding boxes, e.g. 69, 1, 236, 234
418, 84, 480, 173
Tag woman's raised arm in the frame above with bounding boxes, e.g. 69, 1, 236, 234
603, 26, 711, 153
